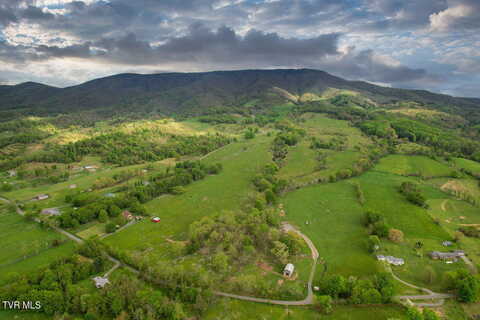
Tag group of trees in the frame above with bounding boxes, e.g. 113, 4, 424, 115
399, 181, 429, 208
444, 269, 480, 303
310, 136, 346, 151
32, 131, 231, 166
252, 163, 288, 206
359, 116, 480, 161
0, 241, 108, 317
127, 160, 222, 204
59, 192, 146, 229
271, 120, 306, 166
318, 272, 396, 304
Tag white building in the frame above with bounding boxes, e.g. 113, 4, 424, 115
377, 255, 404, 266
93, 276, 110, 288
283, 263, 295, 277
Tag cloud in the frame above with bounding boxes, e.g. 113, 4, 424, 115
429, 0, 480, 32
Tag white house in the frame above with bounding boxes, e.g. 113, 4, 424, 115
377, 255, 404, 266
41, 208, 61, 216
35, 194, 49, 201
93, 276, 110, 288
283, 263, 295, 277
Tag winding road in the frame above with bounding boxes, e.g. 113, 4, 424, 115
387, 265, 455, 307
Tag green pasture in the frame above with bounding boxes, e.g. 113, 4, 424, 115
283, 180, 378, 278
104, 136, 273, 261
204, 299, 408, 320
374, 155, 453, 178
453, 157, 480, 175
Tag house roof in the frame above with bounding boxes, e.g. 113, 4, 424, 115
93, 276, 110, 288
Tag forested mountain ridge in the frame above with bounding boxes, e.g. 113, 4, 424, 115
0, 69, 479, 119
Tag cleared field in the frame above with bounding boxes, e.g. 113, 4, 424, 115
374, 155, 453, 178
77, 222, 107, 239
279, 113, 368, 184
283, 180, 378, 278
454, 157, 480, 175
104, 136, 273, 261
204, 298, 407, 319
0, 205, 66, 264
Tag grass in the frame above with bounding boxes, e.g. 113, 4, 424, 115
283, 180, 379, 278
0, 311, 51, 320
204, 298, 408, 319
0, 205, 67, 266
454, 157, 480, 175
77, 222, 107, 239
374, 155, 453, 178
104, 136, 274, 262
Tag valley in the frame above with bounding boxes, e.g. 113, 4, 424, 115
0, 70, 480, 319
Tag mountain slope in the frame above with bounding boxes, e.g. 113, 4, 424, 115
0, 69, 478, 116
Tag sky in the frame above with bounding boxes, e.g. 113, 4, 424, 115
0, 0, 479, 97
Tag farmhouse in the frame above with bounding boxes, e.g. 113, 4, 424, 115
7, 170, 16, 177
442, 241, 453, 247
283, 263, 295, 277
429, 250, 465, 260
122, 210, 133, 220
92, 276, 110, 288
69, 184, 77, 189
151, 217, 161, 223
376, 255, 405, 266
104, 192, 116, 198
41, 208, 61, 216
35, 194, 49, 201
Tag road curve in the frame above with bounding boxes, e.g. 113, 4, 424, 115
214, 222, 319, 306
389, 266, 454, 307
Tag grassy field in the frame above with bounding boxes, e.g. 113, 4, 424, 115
453, 157, 480, 175
204, 298, 408, 319
283, 180, 379, 278
278, 113, 369, 184
0, 203, 76, 284
374, 155, 453, 178
104, 136, 273, 262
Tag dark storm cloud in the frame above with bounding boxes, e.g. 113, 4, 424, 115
330, 49, 431, 83
45, 25, 341, 65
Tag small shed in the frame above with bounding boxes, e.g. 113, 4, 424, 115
41, 208, 61, 216
442, 241, 453, 247
104, 192, 116, 198
7, 170, 17, 177
151, 217, 161, 223
283, 263, 295, 277
93, 276, 110, 288
35, 194, 49, 201
69, 184, 77, 189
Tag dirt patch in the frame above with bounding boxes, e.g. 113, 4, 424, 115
441, 180, 467, 193
165, 238, 187, 245
277, 279, 284, 286
257, 261, 273, 272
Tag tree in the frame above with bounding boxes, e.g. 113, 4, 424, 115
406, 307, 423, 320
323, 275, 347, 298
212, 252, 229, 273
388, 228, 404, 243
271, 241, 289, 264
423, 309, 440, 320
98, 209, 108, 223
105, 222, 116, 233
316, 295, 333, 314
367, 235, 381, 252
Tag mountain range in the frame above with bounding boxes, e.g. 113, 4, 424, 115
0, 69, 479, 115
